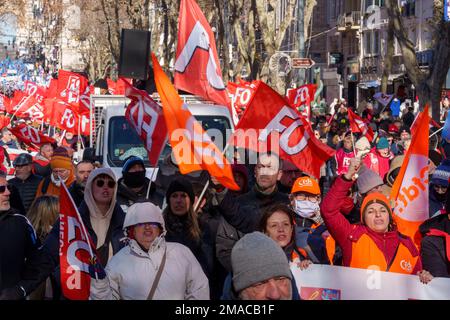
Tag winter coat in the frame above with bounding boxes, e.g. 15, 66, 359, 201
335, 147, 355, 176
419, 213, 450, 277
218, 185, 289, 234
363, 148, 392, 180
90, 238, 209, 300
8, 174, 43, 213
35, 174, 75, 198
216, 217, 244, 273
116, 177, 164, 211
429, 188, 446, 218
0, 209, 40, 291
68, 182, 85, 208
320, 176, 422, 274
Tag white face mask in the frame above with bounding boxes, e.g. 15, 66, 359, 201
294, 200, 320, 218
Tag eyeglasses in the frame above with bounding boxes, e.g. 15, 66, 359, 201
95, 179, 116, 188
0, 185, 9, 194
294, 194, 319, 203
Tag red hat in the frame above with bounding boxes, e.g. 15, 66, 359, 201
388, 124, 399, 133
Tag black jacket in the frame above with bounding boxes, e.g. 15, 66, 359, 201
419, 214, 450, 277
18, 201, 126, 297
218, 185, 289, 234
33, 161, 51, 178
429, 188, 446, 218
0, 209, 40, 291
68, 182, 85, 208
116, 178, 164, 209
8, 174, 43, 213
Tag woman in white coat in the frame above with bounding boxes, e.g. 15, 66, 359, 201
90, 202, 210, 300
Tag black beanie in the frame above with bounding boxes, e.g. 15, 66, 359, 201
166, 177, 195, 204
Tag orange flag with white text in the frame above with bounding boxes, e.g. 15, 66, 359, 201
390, 105, 430, 246
152, 53, 239, 191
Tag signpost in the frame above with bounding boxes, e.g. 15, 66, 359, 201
292, 58, 316, 69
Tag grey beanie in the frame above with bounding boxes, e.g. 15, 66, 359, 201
357, 165, 384, 194
231, 232, 292, 293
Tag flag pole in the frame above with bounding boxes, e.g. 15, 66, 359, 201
193, 142, 231, 214
145, 168, 158, 200
350, 131, 357, 157
429, 127, 444, 139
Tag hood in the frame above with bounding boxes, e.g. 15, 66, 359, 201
419, 214, 450, 236
84, 167, 118, 220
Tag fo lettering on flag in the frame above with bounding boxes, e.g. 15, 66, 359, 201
59, 183, 98, 300
390, 105, 430, 246
123, 79, 168, 166
231, 81, 335, 179
152, 53, 239, 191
286, 84, 317, 121
10, 124, 56, 147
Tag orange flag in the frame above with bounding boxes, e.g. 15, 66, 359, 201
151, 53, 239, 191
390, 105, 430, 246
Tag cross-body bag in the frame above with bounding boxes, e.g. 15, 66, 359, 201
147, 248, 167, 300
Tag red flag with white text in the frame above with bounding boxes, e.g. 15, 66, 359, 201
174, 0, 230, 107
59, 183, 97, 300
56, 70, 91, 112
45, 98, 91, 135
348, 108, 375, 142
287, 84, 317, 121
10, 123, 56, 146
228, 79, 259, 125
232, 82, 335, 178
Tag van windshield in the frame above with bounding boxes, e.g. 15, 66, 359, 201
108, 115, 232, 167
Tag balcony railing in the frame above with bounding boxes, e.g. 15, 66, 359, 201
337, 11, 361, 31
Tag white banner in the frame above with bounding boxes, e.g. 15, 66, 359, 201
291, 264, 450, 300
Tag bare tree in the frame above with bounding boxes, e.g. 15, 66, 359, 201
386, 0, 450, 121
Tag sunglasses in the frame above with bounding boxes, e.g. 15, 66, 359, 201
0, 185, 9, 194
95, 179, 116, 188
135, 222, 161, 229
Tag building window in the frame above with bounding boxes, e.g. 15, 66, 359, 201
364, 30, 380, 56
365, 0, 384, 11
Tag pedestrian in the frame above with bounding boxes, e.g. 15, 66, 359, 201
35, 147, 75, 197
277, 160, 303, 194
116, 156, 163, 211
68, 160, 94, 208
8, 153, 43, 212
0, 171, 40, 300
9, 168, 126, 299
363, 137, 393, 180
259, 203, 313, 270
33, 143, 54, 177
26, 195, 59, 300
290, 176, 339, 265
321, 157, 433, 283
89, 202, 209, 300
0, 128, 19, 149
419, 188, 450, 278
334, 132, 355, 176
429, 159, 450, 218
227, 232, 296, 300
163, 177, 210, 277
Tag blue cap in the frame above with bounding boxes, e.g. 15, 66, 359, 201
122, 156, 145, 174
376, 137, 389, 150
431, 159, 450, 187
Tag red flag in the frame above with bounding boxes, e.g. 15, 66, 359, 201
10, 123, 56, 146
46, 99, 90, 135
47, 78, 59, 98
123, 79, 168, 166
0, 115, 10, 129
232, 82, 335, 178
287, 84, 317, 121
10, 92, 45, 123
348, 108, 375, 142
0, 94, 10, 112
174, 0, 230, 107
153, 54, 239, 190
228, 79, 259, 125
390, 105, 430, 246
59, 183, 96, 300
57, 70, 90, 111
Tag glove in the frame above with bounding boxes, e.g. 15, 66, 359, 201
0, 286, 26, 300
89, 256, 106, 280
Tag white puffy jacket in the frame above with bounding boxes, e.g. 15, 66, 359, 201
89, 238, 210, 300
